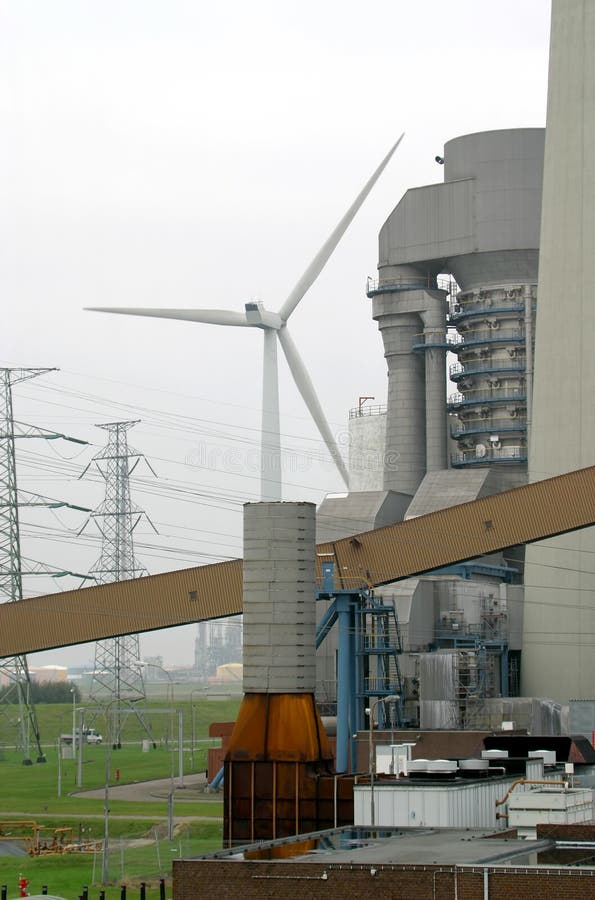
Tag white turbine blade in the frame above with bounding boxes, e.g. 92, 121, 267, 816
277, 327, 349, 488
279, 133, 405, 322
86, 307, 249, 326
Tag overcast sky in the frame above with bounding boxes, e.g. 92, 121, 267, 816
0, 0, 551, 667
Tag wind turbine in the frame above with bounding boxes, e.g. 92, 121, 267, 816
87, 134, 404, 501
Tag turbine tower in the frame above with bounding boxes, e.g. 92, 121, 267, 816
82, 421, 157, 748
87, 136, 404, 501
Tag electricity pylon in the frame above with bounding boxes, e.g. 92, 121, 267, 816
0, 367, 90, 764
81, 421, 157, 748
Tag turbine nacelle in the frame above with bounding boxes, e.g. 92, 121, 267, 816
244, 302, 282, 330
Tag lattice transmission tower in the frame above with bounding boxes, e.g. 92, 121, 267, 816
0, 367, 90, 764
82, 421, 157, 748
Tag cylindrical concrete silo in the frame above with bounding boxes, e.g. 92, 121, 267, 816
442, 131, 542, 487
224, 502, 335, 846
347, 402, 387, 493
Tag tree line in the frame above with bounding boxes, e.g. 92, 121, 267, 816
0, 680, 81, 704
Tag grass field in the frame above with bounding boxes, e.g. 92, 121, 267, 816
0, 698, 240, 900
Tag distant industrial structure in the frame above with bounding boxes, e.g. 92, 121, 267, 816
194, 617, 242, 681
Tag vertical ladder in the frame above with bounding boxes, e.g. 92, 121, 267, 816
355, 591, 404, 730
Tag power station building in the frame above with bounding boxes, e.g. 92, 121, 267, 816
317, 127, 552, 729
522, 0, 595, 704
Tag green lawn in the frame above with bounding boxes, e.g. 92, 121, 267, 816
0, 698, 238, 900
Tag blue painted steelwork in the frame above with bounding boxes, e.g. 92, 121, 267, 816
316, 601, 338, 648
434, 634, 510, 698
316, 563, 404, 773
412, 339, 453, 350
447, 392, 526, 410
450, 423, 526, 439
209, 765, 224, 790
450, 364, 525, 382
336, 595, 355, 776
365, 281, 429, 298
452, 451, 528, 466
354, 593, 403, 723
448, 302, 524, 325
451, 331, 525, 349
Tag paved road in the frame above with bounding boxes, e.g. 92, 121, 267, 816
2, 773, 223, 822
71, 771, 220, 803
0, 842, 26, 856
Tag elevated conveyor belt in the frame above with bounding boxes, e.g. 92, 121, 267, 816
2, 465, 595, 658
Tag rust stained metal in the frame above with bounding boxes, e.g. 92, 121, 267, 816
226, 693, 333, 762
223, 753, 355, 846
2, 464, 595, 657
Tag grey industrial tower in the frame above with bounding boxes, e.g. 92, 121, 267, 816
317, 0, 595, 726
318, 128, 546, 729
83, 421, 156, 747
523, 0, 595, 703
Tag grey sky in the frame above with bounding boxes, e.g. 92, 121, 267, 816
0, 0, 551, 666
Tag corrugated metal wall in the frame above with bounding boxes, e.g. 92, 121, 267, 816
354, 771, 563, 829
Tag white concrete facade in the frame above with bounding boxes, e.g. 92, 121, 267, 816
242, 501, 317, 693
523, 0, 595, 701
348, 407, 387, 492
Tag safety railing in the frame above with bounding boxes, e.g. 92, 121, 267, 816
448, 387, 526, 407
449, 359, 526, 378
451, 419, 527, 438
366, 273, 456, 297
448, 301, 525, 323
348, 404, 387, 419
451, 446, 527, 466
455, 328, 525, 346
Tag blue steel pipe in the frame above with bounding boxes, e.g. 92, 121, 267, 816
336, 596, 352, 773
209, 765, 224, 790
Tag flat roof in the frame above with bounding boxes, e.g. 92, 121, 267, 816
196, 826, 553, 867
